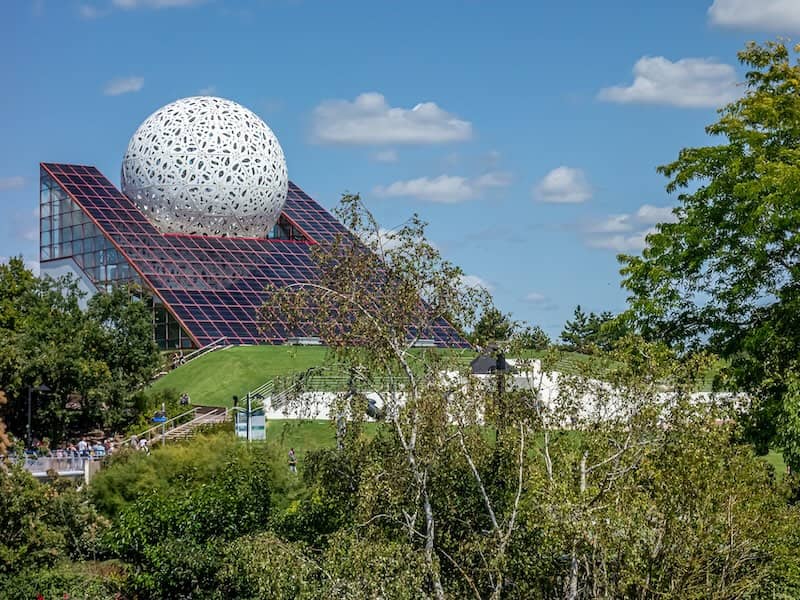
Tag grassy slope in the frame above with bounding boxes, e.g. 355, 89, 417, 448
148, 346, 329, 407
149, 344, 727, 407
149, 346, 474, 407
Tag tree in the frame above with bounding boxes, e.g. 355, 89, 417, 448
258, 196, 800, 598
0, 391, 9, 455
103, 436, 274, 598
0, 259, 159, 442
518, 324, 550, 350
0, 465, 107, 578
619, 40, 800, 463
261, 196, 534, 599
560, 305, 591, 352
470, 306, 513, 348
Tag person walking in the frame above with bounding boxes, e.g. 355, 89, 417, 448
288, 448, 297, 473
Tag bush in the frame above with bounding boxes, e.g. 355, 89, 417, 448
216, 533, 318, 599
98, 434, 277, 598
0, 561, 123, 600
90, 432, 256, 517
0, 465, 108, 577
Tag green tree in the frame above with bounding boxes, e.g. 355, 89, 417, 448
0, 260, 159, 442
103, 437, 274, 598
560, 304, 591, 352
262, 197, 530, 599
619, 40, 800, 463
0, 465, 108, 578
517, 324, 550, 350
470, 306, 513, 348
259, 195, 800, 598
0, 391, 10, 455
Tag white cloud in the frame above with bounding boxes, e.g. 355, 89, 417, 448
372, 149, 399, 163
103, 76, 144, 96
587, 228, 657, 253
12, 207, 39, 242
361, 227, 402, 252
534, 166, 592, 204
461, 274, 493, 293
374, 171, 511, 204
361, 225, 440, 255
376, 176, 474, 203
312, 92, 473, 145
587, 214, 632, 233
585, 204, 676, 252
524, 292, 547, 303
78, 4, 106, 18
709, 0, 800, 33
523, 291, 558, 311
0, 176, 25, 191
474, 171, 512, 188
598, 56, 738, 108
484, 149, 502, 167
21, 228, 38, 242
636, 204, 677, 224
112, 0, 205, 8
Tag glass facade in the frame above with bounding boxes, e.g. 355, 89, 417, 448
40, 172, 138, 290
40, 169, 194, 350
39, 163, 471, 350
268, 215, 305, 241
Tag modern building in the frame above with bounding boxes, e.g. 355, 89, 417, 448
40, 97, 467, 350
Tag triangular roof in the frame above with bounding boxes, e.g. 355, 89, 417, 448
40, 163, 468, 348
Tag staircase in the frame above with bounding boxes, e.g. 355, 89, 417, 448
124, 406, 230, 447
159, 407, 229, 442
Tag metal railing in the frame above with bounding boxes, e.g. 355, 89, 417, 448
6, 455, 91, 477
248, 367, 410, 412
121, 406, 228, 447
181, 337, 229, 364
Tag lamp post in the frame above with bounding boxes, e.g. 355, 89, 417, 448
26, 384, 51, 449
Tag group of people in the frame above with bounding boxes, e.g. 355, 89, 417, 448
128, 434, 151, 454
43, 438, 116, 459
171, 352, 187, 369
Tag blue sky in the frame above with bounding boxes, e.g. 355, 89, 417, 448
2, 0, 798, 338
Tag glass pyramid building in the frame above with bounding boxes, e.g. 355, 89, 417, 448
39, 163, 468, 350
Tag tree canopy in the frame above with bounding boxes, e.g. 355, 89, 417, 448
0, 258, 160, 445
620, 40, 800, 461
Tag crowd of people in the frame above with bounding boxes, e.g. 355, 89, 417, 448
40, 437, 117, 459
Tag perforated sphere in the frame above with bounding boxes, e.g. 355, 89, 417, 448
121, 96, 288, 237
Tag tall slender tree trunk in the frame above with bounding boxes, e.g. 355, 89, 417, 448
424, 489, 446, 600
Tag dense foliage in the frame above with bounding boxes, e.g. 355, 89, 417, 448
620, 41, 800, 466
4, 363, 800, 599
559, 305, 629, 354
470, 306, 514, 348
0, 258, 160, 445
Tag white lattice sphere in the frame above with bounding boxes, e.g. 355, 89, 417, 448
121, 96, 288, 237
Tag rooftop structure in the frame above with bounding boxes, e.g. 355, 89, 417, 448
39, 97, 468, 350
121, 96, 288, 238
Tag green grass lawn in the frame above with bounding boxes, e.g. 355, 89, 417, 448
259, 420, 789, 483
148, 343, 726, 409
264, 419, 377, 460
149, 346, 329, 407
